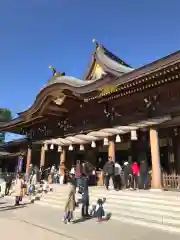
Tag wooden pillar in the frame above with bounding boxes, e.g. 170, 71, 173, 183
40, 146, 45, 167
149, 128, 162, 189
59, 149, 66, 184
26, 146, 32, 174
108, 140, 115, 161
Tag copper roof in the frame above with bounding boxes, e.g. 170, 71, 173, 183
84, 40, 134, 80
0, 46, 179, 132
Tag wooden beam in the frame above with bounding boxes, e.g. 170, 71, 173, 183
47, 104, 68, 113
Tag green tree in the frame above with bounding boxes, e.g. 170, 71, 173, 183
0, 108, 12, 144
0, 108, 12, 122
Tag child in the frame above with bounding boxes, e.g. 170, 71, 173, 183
90, 198, 106, 222
63, 176, 76, 224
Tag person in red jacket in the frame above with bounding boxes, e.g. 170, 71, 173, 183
131, 161, 139, 190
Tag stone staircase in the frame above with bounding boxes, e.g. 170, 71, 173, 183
35, 185, 180, 234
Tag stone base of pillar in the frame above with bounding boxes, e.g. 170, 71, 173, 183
149, 188, 163, 192
59, 175, 64, 184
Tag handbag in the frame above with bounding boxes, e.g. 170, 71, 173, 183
22, 183, 26, 188
29, 185, 35, 194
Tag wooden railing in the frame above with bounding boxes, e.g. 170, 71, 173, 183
162, 173, 180, 191
96, 171, 180, 190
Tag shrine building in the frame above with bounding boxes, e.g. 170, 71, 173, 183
1, 40, 180, 189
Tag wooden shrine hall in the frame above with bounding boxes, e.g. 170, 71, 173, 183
1, 40, 180, 189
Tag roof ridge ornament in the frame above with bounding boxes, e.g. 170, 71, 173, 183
49, 65, 57, 76
48, 65, 65, 77
92, 39, 99, 48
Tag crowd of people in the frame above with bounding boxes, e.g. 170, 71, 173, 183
103, 157, 151, 190
0, 165, 40, 205
62, 157, 151, 224
0, 157, 151, 207
0, 157, 153, 225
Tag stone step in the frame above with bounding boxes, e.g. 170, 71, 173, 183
45, 191, 180, 207
91, 189, 180, 198
36, 186, 180, 233
40, 194, 180, 215
35, 200, 180, 234
52, 186, 180, 200
36, 197, 180, 224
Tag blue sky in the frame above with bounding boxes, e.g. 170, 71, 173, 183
1, 0, 180, 141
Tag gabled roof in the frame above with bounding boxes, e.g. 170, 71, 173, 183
0, 44, 179, 134
84, 39, 134, 80
44, 40, 134, 89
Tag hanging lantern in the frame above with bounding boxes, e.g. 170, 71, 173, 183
79, 144, 84, 151
58, 145, 62, 152
103, 137, 109, 146
131, 130, 137, 140
115, 135, 121, 143
50, 144, 54, 150
44, 144, 48, 151
91, 141, 96, 148
68, 144, 73, 151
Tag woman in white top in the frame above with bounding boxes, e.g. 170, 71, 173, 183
114, 162, 122, 190
70, 166, 75, 175
14, 174, 24, 205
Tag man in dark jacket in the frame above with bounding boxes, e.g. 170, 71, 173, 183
103, 157, 115, 190
5, 173, 13, 195
81, 174, 90, 218
140, 160, 148, 189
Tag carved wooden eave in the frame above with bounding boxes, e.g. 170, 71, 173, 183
0, 74, 111, 132
84, 39, 134, 80
0, 115, 45, 132
2, 138, 28, 151
0, 117, 23, 130
18, 91, 67, 120
18, 74, 114, 122
87, 50, 180, 101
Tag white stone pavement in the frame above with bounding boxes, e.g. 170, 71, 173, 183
0, 198, 180, 240
0, 218, 68, 240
